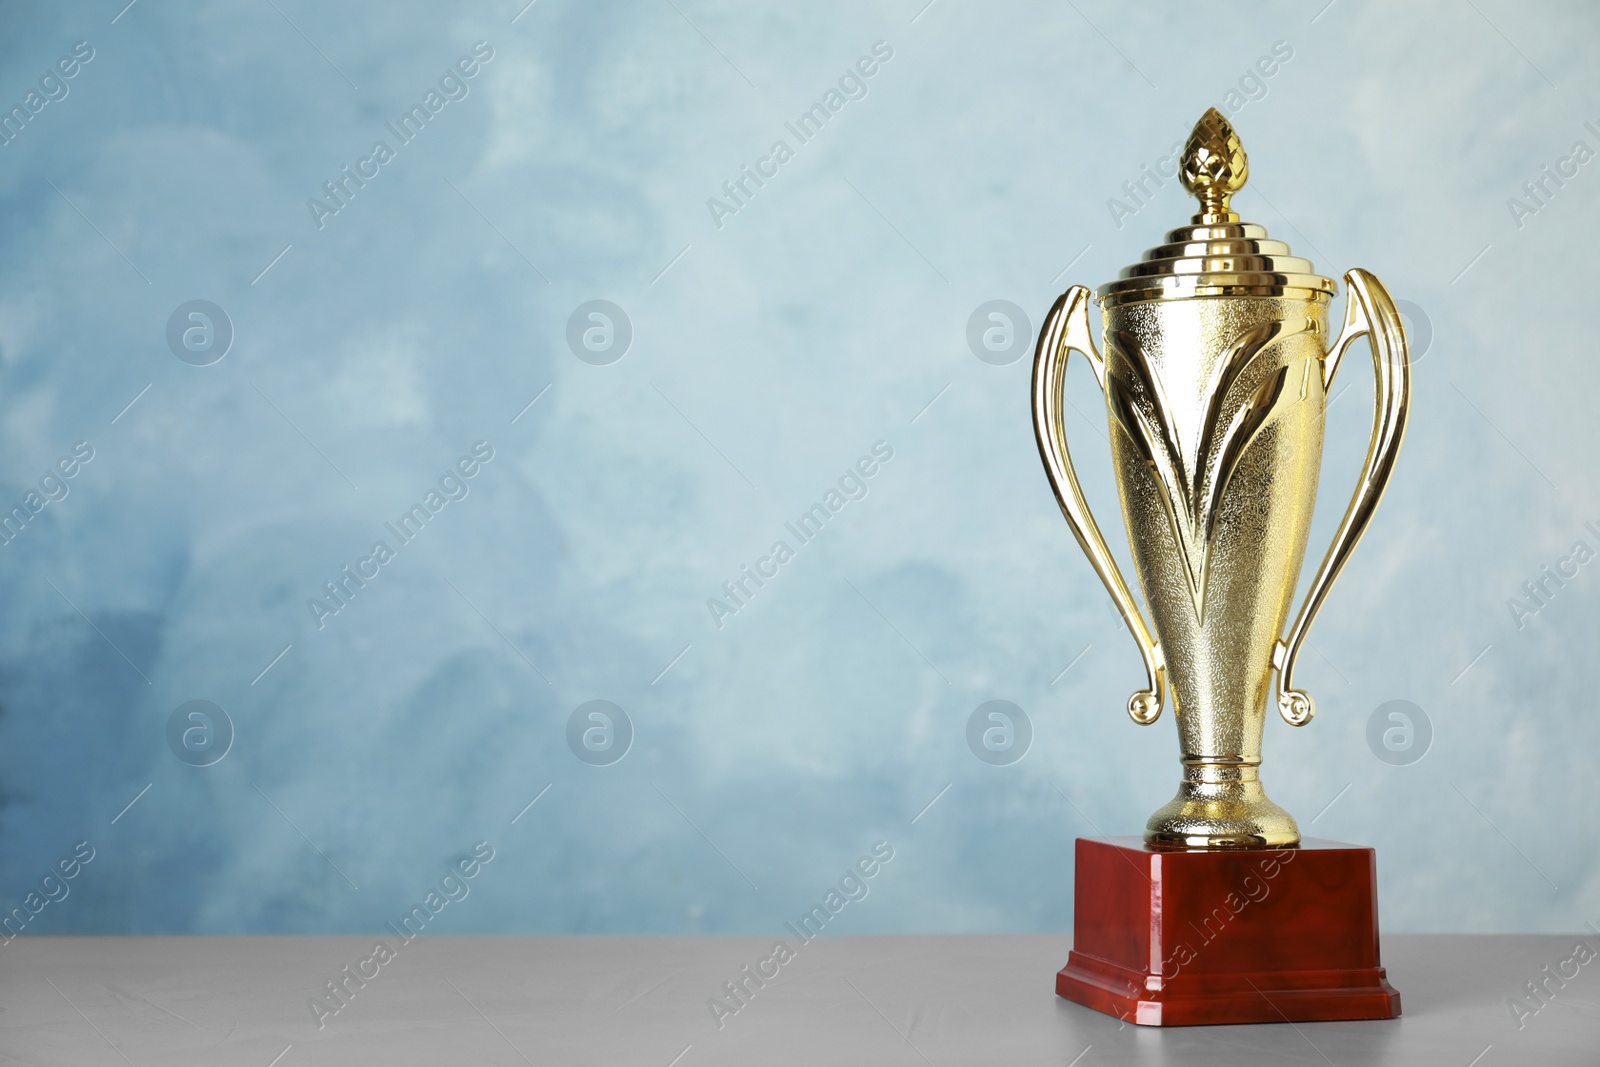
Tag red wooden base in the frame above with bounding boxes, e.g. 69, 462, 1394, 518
1057, 837, 1401, 1026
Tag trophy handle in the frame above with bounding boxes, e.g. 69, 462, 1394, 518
1032, 286, 1167, 725
1272, 269, 1411, 725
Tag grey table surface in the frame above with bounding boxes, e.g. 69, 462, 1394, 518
0, 934, 1595, 1065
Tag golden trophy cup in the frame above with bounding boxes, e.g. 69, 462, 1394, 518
1040, 109, 1408, 1024
1034, 109, 1410, 850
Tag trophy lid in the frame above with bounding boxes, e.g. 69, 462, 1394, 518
1096, 109, 1337, 307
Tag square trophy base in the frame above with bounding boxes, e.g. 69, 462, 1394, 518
1057, 837, 1402, 1026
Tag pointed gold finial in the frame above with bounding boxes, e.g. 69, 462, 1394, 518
1180, 108, 1248, 223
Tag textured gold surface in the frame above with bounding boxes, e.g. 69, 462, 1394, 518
1107, 294, 1325, 849
1031, 112, 1412, 849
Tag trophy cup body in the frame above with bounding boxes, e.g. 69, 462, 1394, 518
1103, 292, 1328, 847
1037, 111, 1408, 1023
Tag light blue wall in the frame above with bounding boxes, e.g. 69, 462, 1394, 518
1, 0, 1596, 937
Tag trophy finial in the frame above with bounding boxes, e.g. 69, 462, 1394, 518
1180, 108, 1249, 222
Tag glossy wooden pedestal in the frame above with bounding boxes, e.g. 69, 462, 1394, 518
1057, 837, 1402, 1026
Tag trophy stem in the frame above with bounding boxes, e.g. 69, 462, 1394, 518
1145, 763, 1300, 850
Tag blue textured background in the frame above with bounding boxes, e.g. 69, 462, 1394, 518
1, 0, 1596, 937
